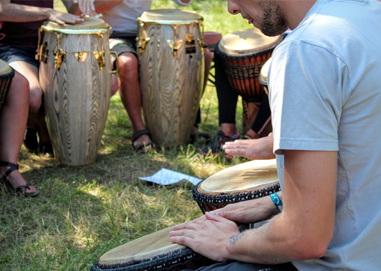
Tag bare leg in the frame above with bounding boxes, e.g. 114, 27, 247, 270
9, 61, 51, 143
117, 52, 151, 147
220, 123, 238, 137
0, 71, 38, 194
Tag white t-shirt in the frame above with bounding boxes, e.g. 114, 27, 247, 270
101, 0, 194, 35
269, 0, 381, 269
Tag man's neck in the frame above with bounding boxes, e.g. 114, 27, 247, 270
281, 0, 317, 30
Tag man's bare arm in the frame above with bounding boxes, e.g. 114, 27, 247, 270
0, 0, 82, 25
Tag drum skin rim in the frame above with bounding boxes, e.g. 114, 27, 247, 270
138, 9, 203, 24
40, 24, 110, 35
137, 17, 203, 25
0, 59, 13, 76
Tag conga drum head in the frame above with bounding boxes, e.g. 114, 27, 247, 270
91, 227, 211, 271
218, 28, 281, 56
193, 159, 280, 213
139, 9, 202, 23
41, 17, 110, 33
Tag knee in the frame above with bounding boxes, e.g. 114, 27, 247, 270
8, 72, 29, 107
118, 53, 139, 80
28, 85, 43, 113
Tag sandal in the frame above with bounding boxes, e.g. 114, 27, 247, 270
0, 161, 39, 197
131, 130, 155, 153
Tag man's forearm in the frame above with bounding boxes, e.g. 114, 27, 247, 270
0, 2, 51, 22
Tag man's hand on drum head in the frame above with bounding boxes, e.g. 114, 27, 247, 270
209, 195, 280, 224
169, 213, 240, 262
73, 0, 97, 17
223, 133, 275, 160
47, 10, 84, 25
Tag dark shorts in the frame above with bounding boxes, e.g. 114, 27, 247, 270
0, 45, 39, 69
109, 31, 137, 58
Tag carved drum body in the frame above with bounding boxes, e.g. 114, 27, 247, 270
38, 17, 115, 166
137, 9, 205, 147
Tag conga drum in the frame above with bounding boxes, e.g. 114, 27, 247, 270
216, 28, 281, 134
90, 227, 214, 271
37, 17, 117, 166
193, 159, 280, 213
137, 9, 205, 147
0, 59, 14, 113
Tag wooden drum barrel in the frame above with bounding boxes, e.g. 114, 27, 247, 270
137, 9, 205, 147
38, 17, 116, 166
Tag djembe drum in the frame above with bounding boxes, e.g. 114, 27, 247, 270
193, 159, 280, 213
0, 60, 14, 113
259, 57, 272, 95
216, 28, 281, 134
137, 9, 205, 147
37, 17, 117, 166
90, 227, 214, 271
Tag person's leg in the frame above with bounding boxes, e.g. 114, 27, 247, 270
0, 71, 38, 196
214, 49, 239, 137
117, 52, 152, 147
9, 61, 52, 155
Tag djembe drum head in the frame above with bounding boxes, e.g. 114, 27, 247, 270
193, 159, 280, 213
259, 57, 272, 95
0, 59, 15, 113
91, 227, 212, 271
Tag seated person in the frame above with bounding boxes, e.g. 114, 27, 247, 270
200, 45, 271, 155
0, 0, 83, 156
0, 69, 39, 197
71, 0, 212, 152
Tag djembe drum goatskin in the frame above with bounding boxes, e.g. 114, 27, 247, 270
37, 17, 117, 166
90, 227, 214, 271
137, 9, 205, 147
0, 59, 15, 113
216, 28, 281, 134
193, 159, 280, 213
259, 57, 272, 95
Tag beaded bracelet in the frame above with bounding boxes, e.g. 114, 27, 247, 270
270, 193, 283, 211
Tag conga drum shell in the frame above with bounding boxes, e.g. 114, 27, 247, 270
38, 17, 112, 166
91, 227, 212, 271
193, 159, 280, 213
138, 9, 205, 147
0, 59, 14, 113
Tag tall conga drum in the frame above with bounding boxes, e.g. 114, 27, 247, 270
216, 28, 281, 134
37, 17, 116, 166
0, 60, 15, 113
193, 159, 280, 213
137, 9, 205, 147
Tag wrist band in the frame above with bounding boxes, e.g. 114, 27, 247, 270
270, 193, 283, 211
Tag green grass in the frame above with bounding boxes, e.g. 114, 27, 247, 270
1, 1, 253, 270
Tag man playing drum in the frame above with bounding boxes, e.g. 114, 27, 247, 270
71, 0, 212, 152
170, 0, 381, 270
0, 0, 83, 156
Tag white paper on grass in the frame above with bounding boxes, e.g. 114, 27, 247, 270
139, 168, 202, 186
